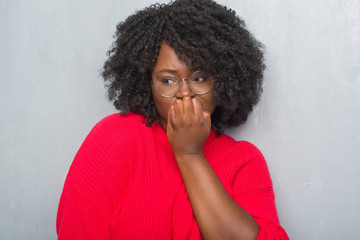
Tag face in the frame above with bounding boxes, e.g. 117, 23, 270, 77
151, 42, 216, 130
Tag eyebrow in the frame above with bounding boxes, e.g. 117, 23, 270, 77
156, 69, 177, 74
155, 67, 202, 74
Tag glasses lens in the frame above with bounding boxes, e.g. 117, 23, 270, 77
154, 77, 179, 97
189, 73, 213, 94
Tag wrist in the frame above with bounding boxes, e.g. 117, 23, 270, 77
174, 151, 205, 163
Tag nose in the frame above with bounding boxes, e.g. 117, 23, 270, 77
176, 79, 195, 99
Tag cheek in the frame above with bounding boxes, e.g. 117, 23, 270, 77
207, 98, 216, 115
152, 93, 173, 121
200, 91, 216, 114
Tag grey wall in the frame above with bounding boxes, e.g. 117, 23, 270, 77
1, 0, 359, 239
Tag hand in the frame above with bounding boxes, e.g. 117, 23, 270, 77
167, 96, 211, 158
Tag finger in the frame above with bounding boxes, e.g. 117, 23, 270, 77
173, 99, 184, 120
183, 96, 194, 117
192, 98, 203, 119
167, 105, 176, 130
203, 111, 211, 129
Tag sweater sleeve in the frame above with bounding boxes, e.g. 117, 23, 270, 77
230, 142, 289, 240
56, 114, 136, 239
56, 178, 112, 239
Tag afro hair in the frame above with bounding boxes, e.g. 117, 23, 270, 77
102, 0, 265, 134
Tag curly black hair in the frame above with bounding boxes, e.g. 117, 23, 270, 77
102, 0, 265, 133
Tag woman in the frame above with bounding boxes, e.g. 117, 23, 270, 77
57, 0, 289, 239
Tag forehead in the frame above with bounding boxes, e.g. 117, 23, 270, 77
154, 42, 187, 69
152, 42, 200, 75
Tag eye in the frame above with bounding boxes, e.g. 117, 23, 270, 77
191, 72, 209, 83
193, 76, 207, 82
158, 76, 177, 85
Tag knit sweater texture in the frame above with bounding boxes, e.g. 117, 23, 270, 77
57, 112, 289, 239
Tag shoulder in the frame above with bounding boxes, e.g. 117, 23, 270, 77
205, 133, 267, 173
72, 112, 148, 165
68, 112, 146, 183
209, 133, 264, 159
60, 113, 145, 213
86, 112, 146, 141
92, 112, 145, 133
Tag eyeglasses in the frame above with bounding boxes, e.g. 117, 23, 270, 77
152, 71, 214, 98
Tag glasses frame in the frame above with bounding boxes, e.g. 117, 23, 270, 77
152, 74, 215, 98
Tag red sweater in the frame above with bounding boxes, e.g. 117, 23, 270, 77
57, 112, 288, 239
